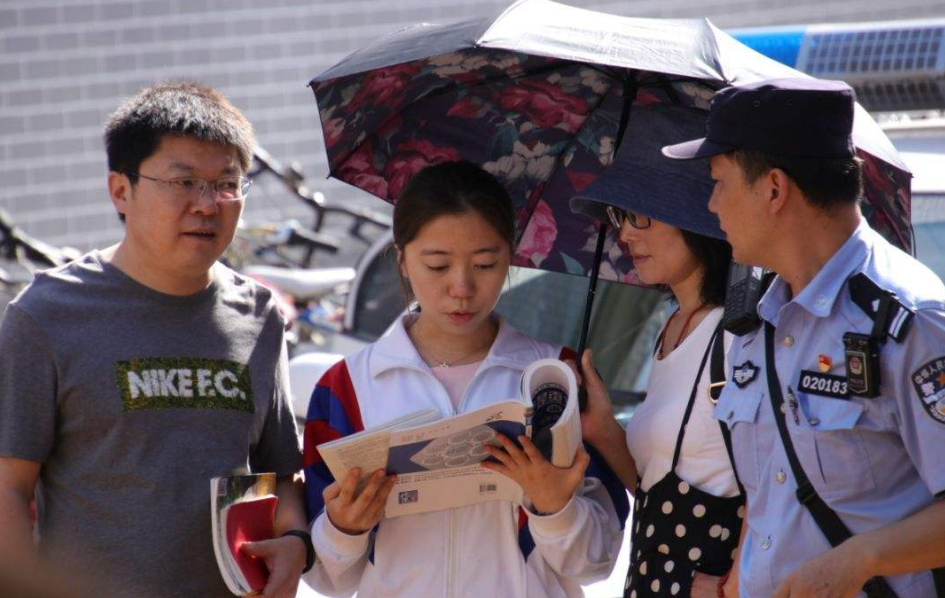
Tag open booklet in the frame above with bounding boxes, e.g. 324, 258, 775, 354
317, 358, 581, 517
210, 473, 278, 596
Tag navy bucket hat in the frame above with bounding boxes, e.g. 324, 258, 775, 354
570, 104, 723, 240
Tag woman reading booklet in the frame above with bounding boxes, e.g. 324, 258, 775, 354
301, 162, 627, 598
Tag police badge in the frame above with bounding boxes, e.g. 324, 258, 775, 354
912, 357, 945, 425
733, 361, 759, 388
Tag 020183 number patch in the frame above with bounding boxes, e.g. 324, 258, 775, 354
798, 370, 849, 399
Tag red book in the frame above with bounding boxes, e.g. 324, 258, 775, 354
224, 496, 279, 592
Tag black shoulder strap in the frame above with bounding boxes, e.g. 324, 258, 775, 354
763, 322, 901, 598
670, 325, 719, 470
935, 569, 945, 598
848, 273, 914, 343
710, 328, 745, 497
709, 327, 726, 404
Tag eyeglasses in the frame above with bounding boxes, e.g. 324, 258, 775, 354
132, 173, 252, 201
604, 206, 651, 230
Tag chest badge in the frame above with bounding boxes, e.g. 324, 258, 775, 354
733, 361, 759, 388
798, 370, 849, 399
818, 354, 833, 373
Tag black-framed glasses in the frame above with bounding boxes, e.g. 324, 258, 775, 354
604, 205, 651, 230
132, 173, 253, 201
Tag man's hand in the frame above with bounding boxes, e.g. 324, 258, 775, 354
324, 468, 396, 536
241, 535, 307, 598
481, 434, 590, 515
772, 542, 870, 598
0, 457, 40, 568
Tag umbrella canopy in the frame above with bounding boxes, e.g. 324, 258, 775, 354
309, 0, 913, 362
311, 0, 912, 280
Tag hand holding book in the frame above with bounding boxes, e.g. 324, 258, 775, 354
211, 473, 310, 597
481, 434, 590, 515
211, 474, 278, 596
239, 535, 309, 597
324, 467, 397, 535
315, 358, 583, 518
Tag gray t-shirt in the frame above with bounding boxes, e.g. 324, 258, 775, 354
0, 251, 302, 598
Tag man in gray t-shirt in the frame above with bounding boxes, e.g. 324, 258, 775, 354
0, 82, 309, 598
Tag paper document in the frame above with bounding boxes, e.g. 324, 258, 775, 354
316, 358, 582, 517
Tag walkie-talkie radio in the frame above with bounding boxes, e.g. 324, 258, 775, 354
721, 262, 774, 336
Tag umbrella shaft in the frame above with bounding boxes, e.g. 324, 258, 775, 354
577, 221, 608, 359
574, 77, 636, 396
613, 74, 639, 157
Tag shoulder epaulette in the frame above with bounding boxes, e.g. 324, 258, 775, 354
848, 272, 914, 343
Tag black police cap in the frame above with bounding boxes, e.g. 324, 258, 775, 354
662, 78, 856, 160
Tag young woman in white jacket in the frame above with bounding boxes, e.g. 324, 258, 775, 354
301, 161, 627, 598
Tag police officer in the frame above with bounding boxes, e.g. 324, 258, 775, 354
662, 78, 945, 598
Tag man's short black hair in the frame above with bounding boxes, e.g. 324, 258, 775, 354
104, 81, 255, 183
729, 149, 864, 211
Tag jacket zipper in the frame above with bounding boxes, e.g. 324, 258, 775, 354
441, 365, 490, 598
446, 509, 456, 598
421, 367, 468, 598
425, 361, 509, 598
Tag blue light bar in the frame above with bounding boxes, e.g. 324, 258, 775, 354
729, 20, 945, 112
730, 28, 805, 68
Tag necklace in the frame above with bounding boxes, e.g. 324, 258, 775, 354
433, 355, 476, 368
411, 331, 494, 368
657, 302, 707, 359
418, 343, 487, 368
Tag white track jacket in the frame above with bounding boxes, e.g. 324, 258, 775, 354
301, 315, 628, 598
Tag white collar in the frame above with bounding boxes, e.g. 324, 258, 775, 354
368, 314, 540, 378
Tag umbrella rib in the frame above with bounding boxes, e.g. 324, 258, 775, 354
574, 74, 640, 362
611, 75, 640, 157
655, 75, 683, 106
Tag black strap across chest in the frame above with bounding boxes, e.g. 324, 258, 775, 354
710, 327, 745, 497
669, 325, 717, 470
670, 323, 744, 498
763, 322, 900, 598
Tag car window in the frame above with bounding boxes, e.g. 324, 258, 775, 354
349, 243, 404, 341
495, 266, 667, 408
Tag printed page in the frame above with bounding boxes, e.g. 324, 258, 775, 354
320, 430, 393, 483
384, 400, 527, 517
316, 408, 441, 484
317, 408, 441, 452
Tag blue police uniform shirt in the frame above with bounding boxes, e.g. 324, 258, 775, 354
715, 219, 945, 598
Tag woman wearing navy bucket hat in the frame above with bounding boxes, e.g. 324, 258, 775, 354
570, 104, 744, 598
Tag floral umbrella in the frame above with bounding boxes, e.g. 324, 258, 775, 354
308, 0, 912, 355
